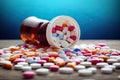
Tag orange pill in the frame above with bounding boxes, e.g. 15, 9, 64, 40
98, 55, 108, 62
62, 23, 68, 28
10, 47, 20, 53
2, 62, 13, 70
67, 62, 76, 68
49, 52, 59, 58
56, 61, 66, 67
48, 57, 55, 62
9, 54, 20, 62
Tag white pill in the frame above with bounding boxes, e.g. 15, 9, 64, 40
17, 62, 28, 66
30, 63, 41, 69
74, 65, 86, 71
43, 63, 54, 68
60, 40, 69, 48
62, 27, 68, 33
118, 75, 120, 80
80, 62, 92, 67
22, 66, 32, 71
101, 67, 112, 74
67, 38, 74, 43
104, 65, 116, 70
113, 63, 120, 69
63, 35, 67, 40
14, 64, 23, 70
66, 31, 70, 37
59, 67, 73, 74
36, 68, 49, 75
96, 62, 109, 68
107, 59, 118, 64
78, 69, 93, 76
56, 31, 63, 35
88, 67, 97, 74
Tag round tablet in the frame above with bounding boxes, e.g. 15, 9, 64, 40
36, 68, 49, 75
74, 65, 86, 71
22, 71, 36, 79
22, 66, 32, 71
30, 63, 41, 69
78, 69, 93, 76
80, 62, 92, 67
96, 62, 108, 68
14, 64, 23, 70
101, 67, 112, 74
59, 67, 73, 74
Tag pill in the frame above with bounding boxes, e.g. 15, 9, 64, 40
96, 62, 109, 68
70, 35, 77, 41
55, 25, 63, 31
80, 62, 92, 67
17, 62, 28, 66
22, 66, 32, 71
56, 31, 63, 36
30, 63, 41, 69
2, 62, 13, 70
49, 52, 59, 58
56, 61, 66, 67
62, 27, 68, 34
74, 65, 86, 71
9, 54, 20, 62
41, 56, 49, 61
49, 65, 59, 71
0, 60, 11, 66
13, 58, 26, 64
101, 67, 112, 74
14, 64, 23, 70
113, 63, 120, 69
97, 43, 107, 47
68, 26, 75, 31
78, 69, 93, 76
43, 63, 54, 68
22, 71, 36, 79
59, 67, 73, 74
118, 75, 120, 80
36, 68, 49, 75
88, 67, 97, 74
66, 62, 76, 68
60, 40, 69, 48
37, 60, 46, 65
104, 65, 116, 70
107, 59, 118, 64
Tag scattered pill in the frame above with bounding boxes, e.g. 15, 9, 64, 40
74, 65, 86, 71
22, 71, 36, 79
36, 68, 49, 75
101, 67, 112, 74
14, 64, 23, 70
22, 66, 32, 71
30, 63, 41, 69
43, 63, 54, 68
59, 67, 73, 74
78, 69, 93, 76
49, 65, 59, 71
80, 62, 92, 67
96, 62, 109, 68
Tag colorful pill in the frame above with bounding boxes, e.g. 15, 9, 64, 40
36, 68, 49, 75
2, 62, 13, 70
56, 61, 66, 67
22, 71, 36, 79
49, 65, 59, 71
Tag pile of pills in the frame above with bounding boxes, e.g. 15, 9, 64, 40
0, 43, 120, 79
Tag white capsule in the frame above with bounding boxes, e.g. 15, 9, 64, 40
78, 69, 93, 76
101, 67, 112, 74
14, 64, 23, 70
22, 66, 32, 71
17, 62, 29, 66
88, 67, 97, 74
43, 63, 54, 68
74, 65, 86, 71
113, 63, 120, 69
62, 27, 68, 34
67, 38, 74, 43
36, 68, 49, 75
59, 67, 73, 74
96, 62, 109, 68
66, 31, 70, 37
107, 59, 118, 64
80, 62, 92, 67
30, 63, 41, 69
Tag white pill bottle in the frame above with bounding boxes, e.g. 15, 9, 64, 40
20, 16, 80, 48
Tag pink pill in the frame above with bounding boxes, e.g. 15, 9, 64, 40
37, 60, 47, 65
111, 52, 118, 56
50, 65, 59, 71
41, 57, 49, 61
13, 58, 26, 64
89, 59, 102, 65
55, 25, 63, 31
68, 26, 75, 31
22, 71, 36, 79
97, 43, 107, 47
52, 27, 56, 33
70, 35, 77, 40
83, 53, 92, 56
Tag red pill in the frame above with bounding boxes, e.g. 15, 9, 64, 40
68, 26, 75, 31
70, 35, 77, 40
50, 65, 59, 71
22, 71, 36, 79
55, 25, 63, 31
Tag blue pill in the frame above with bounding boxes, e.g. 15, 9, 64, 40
73, 48, 80, 52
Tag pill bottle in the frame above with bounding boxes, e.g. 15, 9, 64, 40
20, 16, 80, 48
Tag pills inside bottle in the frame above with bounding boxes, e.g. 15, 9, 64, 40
20, 16, 80, 48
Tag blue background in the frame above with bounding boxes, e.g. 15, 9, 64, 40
0, 0, 120, 39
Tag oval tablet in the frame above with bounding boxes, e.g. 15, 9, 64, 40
78, 69, 93, 76
22, 71, 36, 79
59, 67, 73, 74
36, 68, 49, 75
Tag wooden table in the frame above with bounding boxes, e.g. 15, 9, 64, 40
0, 40, 120, 80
